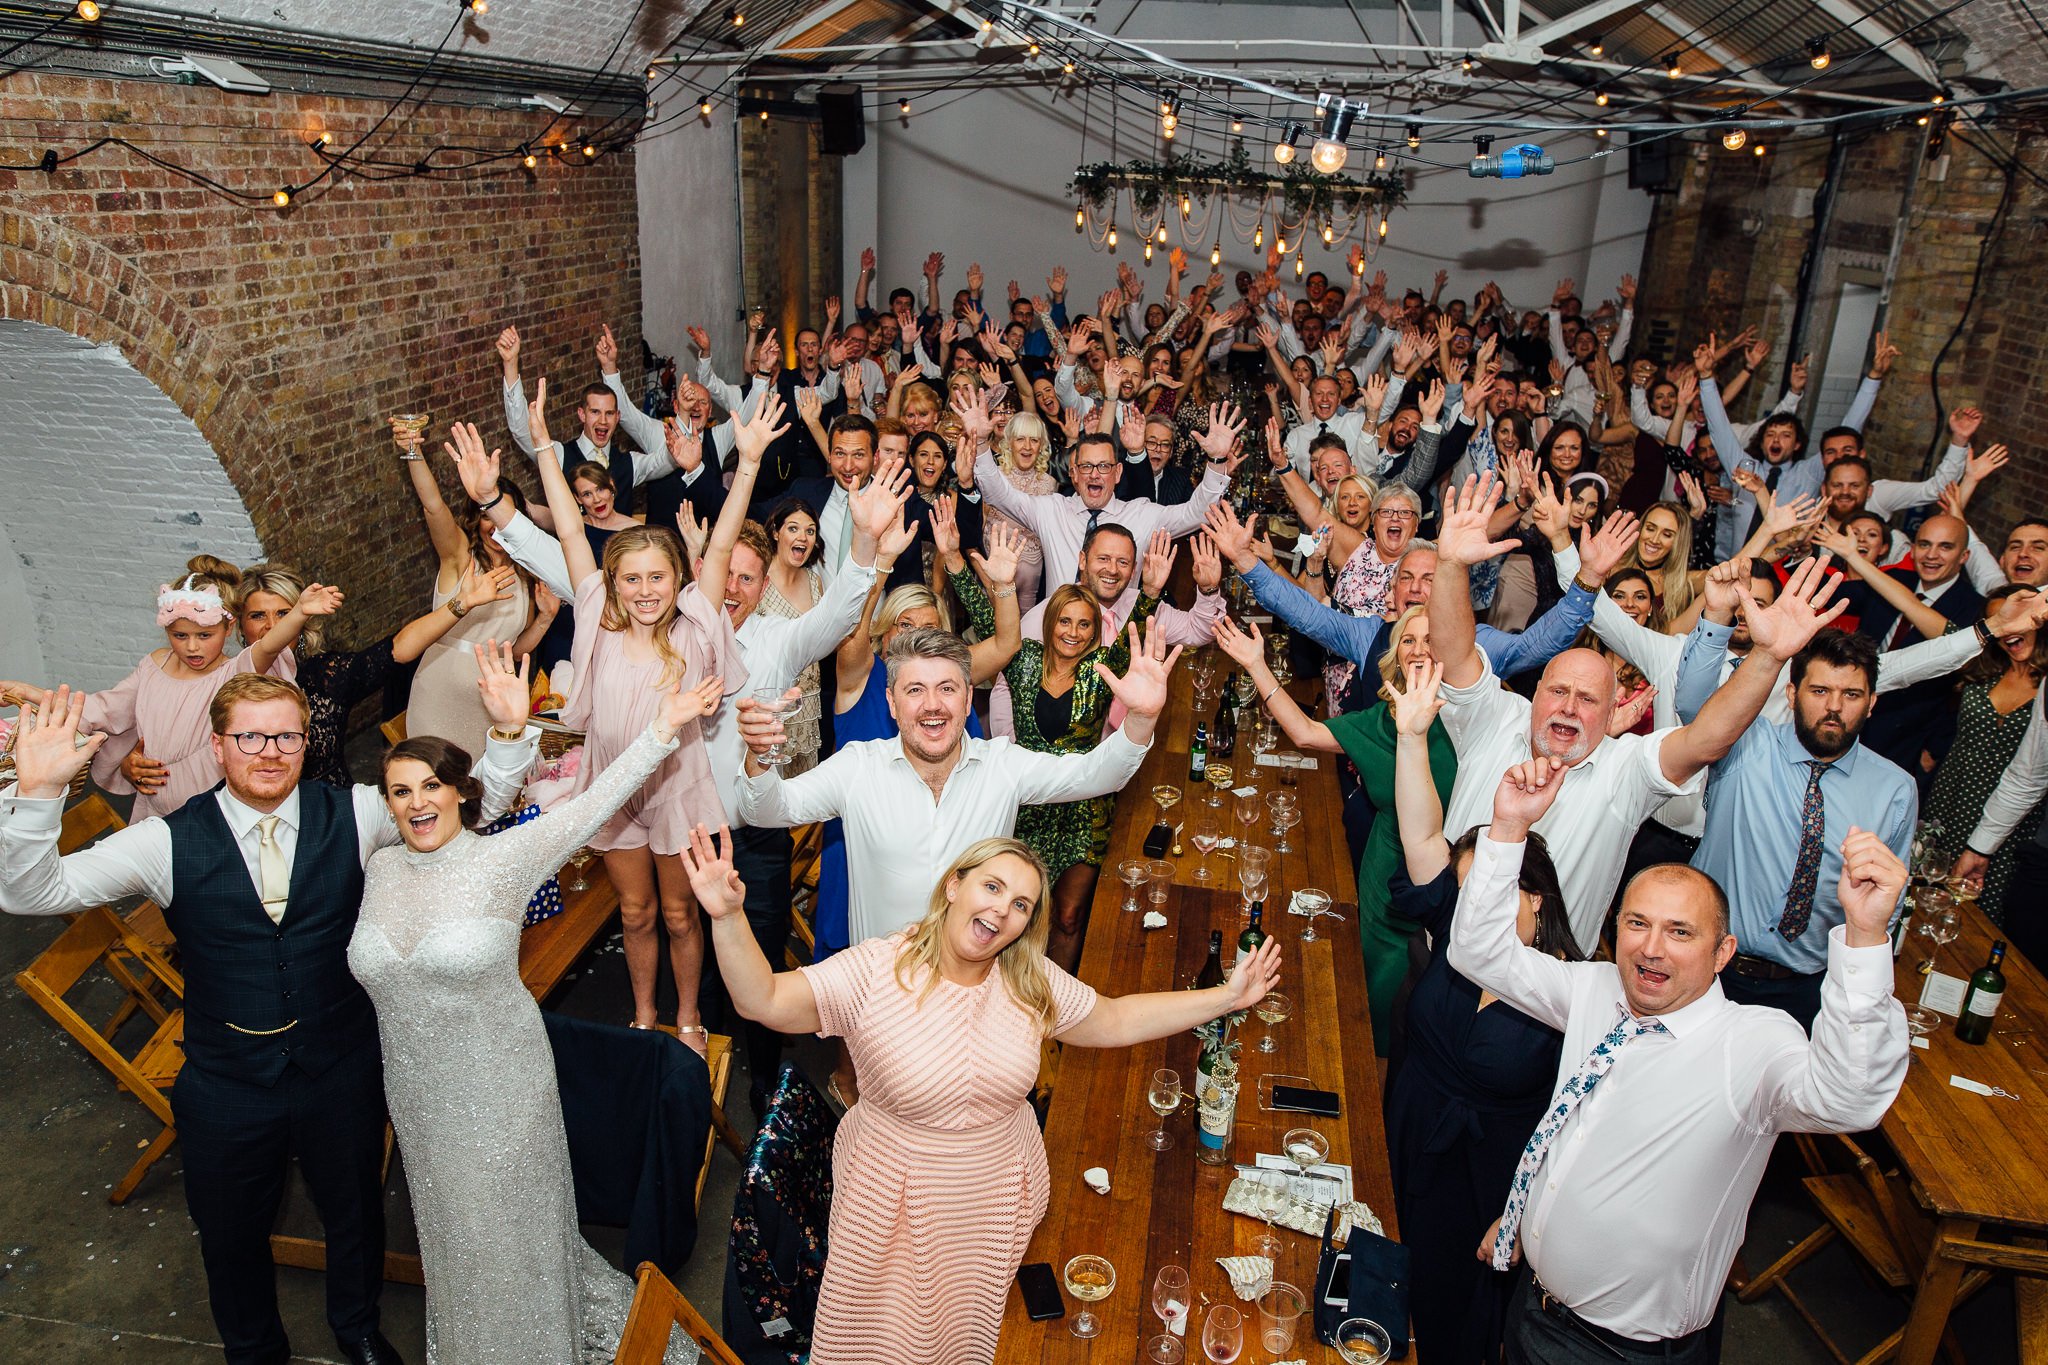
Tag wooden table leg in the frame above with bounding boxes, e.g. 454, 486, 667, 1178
1898, 1217, 1978, 1365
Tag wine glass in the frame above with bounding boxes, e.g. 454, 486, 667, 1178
1148, 1264, 1190, 1363
1146, 1067, 1182, 1152
1152, 783, 1183, 832
1064, 1254, 1115, 1338
1267, 791, 1301, 853
1254, 991, 1290, 1054
1282, 1125, 1330, 1203
749, 687, 800, 767
1202, 1304, 1244, 1363
1146, 859, 1174, 910
1234, 790, 1262, 847
1190, 815, 1222, 882
1254, 1169, 1291, 1260
389, 411, 430, 462
1118, 858, 1151, 913
1239, 846, 1272, 911
1335, 1317, 1392, 1363
565, 845, 596, 894
1294, 886, 1332, 943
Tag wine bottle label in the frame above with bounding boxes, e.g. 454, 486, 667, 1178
1966, 988, 2003, 1018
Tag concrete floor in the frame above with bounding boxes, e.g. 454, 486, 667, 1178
0, 770, 2023, 1361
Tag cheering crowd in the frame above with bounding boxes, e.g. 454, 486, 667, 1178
3, 243, 2044, 1365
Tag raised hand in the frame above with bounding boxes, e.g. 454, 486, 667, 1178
1701, 556, 1753, 622
1617, 272, 1637, 304
1194, 401, 1247, 463
665, 417, 704, 474
1418, 378, 1447, 424
1202, 500, 1257, 571
860, 245, 877, 274
686, 324, 712, 356
849, 454, 913, 541
1140, 528, 1178, 597
1965, 443, 2010, 486
732, 391, 790, 467
678, 824, 749, 921
1528, 472, 1569, 547
928, 492, 960, 561
1551, 277, 1576, 308
654, 673, 726, 740
1119, 403, 1146, 454
596, 323, 620, 375
795, 384, 823, 428
1096, 616, 1184, 721
1362, 371, 1389, 414
1949, 405, 1984, 446
10, 686, 106, 799
970, 519, 1022, 588
1048, 265, 1068, 297
532, 580, 562, 621
524, 375, 553, 455
1493, 756, 1566, 839
950, 384, 994, 447
1787, 352, 1811, 393
495, 325, 521, 372
1222, 936, 1283, 1013
1211, 614, 1263, 670
1867, 330, 1901, 380
1436, 474, 1520, 568
1608, 683, 1656, 737
1387, 658, 1446, 737
1986, 588, 2048, 639
1577, 510, 1639, 584
1837, 827, 1907, 944
735, 688, 798, 757
1676, 470, 1709, 520
675, 502, 709, 563
471, 641, 532, 731
966, 261, 984, 296
1692, 336, 1718, 382
824, 294, 842, 322
444, 420, 505, 505
1742, 551, 1846, 660
1190, 531, 1223, 592
842, 360, 865, 404
297, 583, 346, 617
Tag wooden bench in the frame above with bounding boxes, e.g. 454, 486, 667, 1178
617, 1260, 747, 1365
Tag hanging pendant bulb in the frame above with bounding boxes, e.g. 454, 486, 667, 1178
1253, 221, 1264, 248
1321, 222, 1335, 245
1210, 242, 1222, 266
1075, 205, 1086, 229
1293, 254, 1305, 278
1275, 235, 1288, 255
1180, 192, 1191, 215
1722, 127, 1747, 151
1377, 216, 1388, 239
1594, 88, 1610, 107
1156, 223, 1169, 244
1107, 225, 1119, 250
1374, 146, 1386, 170
1144, 240, 1154, 263
1405, 122, 1421, 150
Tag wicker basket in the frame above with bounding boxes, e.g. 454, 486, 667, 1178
0, 723, 94, 798
529, 715, 587, 762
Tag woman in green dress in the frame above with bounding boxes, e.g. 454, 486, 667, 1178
1214, 604, 1453, 1055
944, 510, 1167, 970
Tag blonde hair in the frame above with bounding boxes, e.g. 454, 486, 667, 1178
209, 673, 310, 733
1375, 603, 1431, 702
1039, 584, 1102, 655
893, 837, 1057, 1036
1329, 474, 1376, 528
901, 383, 942, 420
237, 563, 325, 655
997, 412, 1049, 472
869, 583, 952, 653
598, 526, 693, 688
1623, 501, 1696, 621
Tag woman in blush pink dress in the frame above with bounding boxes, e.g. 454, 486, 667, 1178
446, 382, 776, 1048
2, 555, 328, 820
681, 829, 1282, 1365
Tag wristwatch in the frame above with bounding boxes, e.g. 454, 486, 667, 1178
1974, 619, 1995, 648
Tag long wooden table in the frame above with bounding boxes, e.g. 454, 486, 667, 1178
995, 664, 1399, 1362
1887, 899, 2048, 1364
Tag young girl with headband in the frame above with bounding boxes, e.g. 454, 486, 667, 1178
1, 554, 333, 819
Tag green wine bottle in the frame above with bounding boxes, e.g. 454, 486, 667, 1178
1238, 902, 1268, 958
1956, 940, 2006, 1045
1190, 724, 1209, 782
1195, 930, 1225, 992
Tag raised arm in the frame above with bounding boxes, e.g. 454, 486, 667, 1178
1060, 936, 1281, 1049
403, 451, 471, 587
1445, 762, 1578, 1029
1429, 473, 1523, 687
1813, 526, 1950, 641
701, 392, 789, 599
1390, 659, 1452, 885
245, 582, 344, 676
389, 566, 519, 664
1212, 616, 1342, 754
681, 824, 824, 1034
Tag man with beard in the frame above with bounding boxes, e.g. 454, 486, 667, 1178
1428, 475, 1845, 954
732, 620, 1173, 945
1679, 567, 1915, 1031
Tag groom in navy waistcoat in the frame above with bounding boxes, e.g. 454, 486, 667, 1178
0, 668, 537, 1365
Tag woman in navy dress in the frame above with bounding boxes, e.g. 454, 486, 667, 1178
1379, 657, 1583, 1364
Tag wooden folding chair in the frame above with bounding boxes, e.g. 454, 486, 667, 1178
1739, 1132, 1986, 1365
380, 712, 407, 746
617, 1260, 747, 1365
59, 792, 127, 854
15, 906, 186, 1203
785, 822, 822, 969
698, 1032, 745, 1207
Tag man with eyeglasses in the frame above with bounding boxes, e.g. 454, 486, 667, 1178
967, 406, 1246, 595
0, 664, 538, 1365
1116, 416, 1196, 506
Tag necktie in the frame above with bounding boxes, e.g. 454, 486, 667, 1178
256, 815, 289, 925
1778, 760, 1830, 940
1887, 592, 1929, 650
1489, 1007, 1669, 1270
1086, 507, 1102, 533
1743, 463, 1785, 542
832, 493, 853, 570
1317, 420, 1328, 438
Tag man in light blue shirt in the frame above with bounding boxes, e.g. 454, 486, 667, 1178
1678, 569, 1916, 1030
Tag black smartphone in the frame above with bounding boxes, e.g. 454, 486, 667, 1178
1016, 1261, 1065, 1321
1272, 1085, 1342, 1118
1142, 821, 1173, 858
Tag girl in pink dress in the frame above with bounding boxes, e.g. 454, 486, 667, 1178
680, 829, 1282, 1365
2, 555, 328, 819
447, 382, 771, 1047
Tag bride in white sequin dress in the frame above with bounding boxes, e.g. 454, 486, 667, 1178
349, 644, 719, 1363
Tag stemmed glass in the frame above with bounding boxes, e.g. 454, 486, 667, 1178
1152, 783, 1183, 839
1190, 815, 1223, 882
389, 411, 430, 461
1234, 790, 1263, 849
1295, 886, 1332, 943
1204, 762, 1235, 809
1146, 1067, 1182, 1152
1202, 1304, 1244, 1363
1148, 1265, 1191, 1363
1118, 858, 1152, 913
1254, 991, 1291, 1054
1267, 791, 1301, 853
1064, 1254, 1115, 1338
1904, 886, 1948, 1035
1282, 1126, 1331, 1209
749, 687, 801, 767
1253, 1169, 1291, 1260
565, 845, 596, 893
1239, 846, 1272, 912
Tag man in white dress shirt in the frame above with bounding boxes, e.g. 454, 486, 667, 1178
1428, 474, 1851, 952
1452, 760, 1908, 1362
733, 620, 1176, 952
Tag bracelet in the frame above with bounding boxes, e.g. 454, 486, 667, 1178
489, 725, 526, 742
1261, 683, 1281, 703
475, 492, 505, 513
992, 587, 1017, 599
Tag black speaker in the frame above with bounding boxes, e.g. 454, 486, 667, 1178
817, 82, 865, 156
1627, 132, 1678, 193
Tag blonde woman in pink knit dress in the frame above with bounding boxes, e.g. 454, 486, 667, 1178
681, 828, 1282, 1365
2, 555, 327, 820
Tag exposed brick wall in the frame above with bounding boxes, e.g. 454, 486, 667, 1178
1635, 123, 2048, 544
741, 113, 843, 357
0, 72, 642, 652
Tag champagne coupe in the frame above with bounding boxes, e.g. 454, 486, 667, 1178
1295, 886, 1333, 943
1191, 815, 1223, 882
565, 845, 596, 893
1202, 1304, 1244, 1364
1335, 1317, 1392, 1364
1282, 1126, 1330, 1210
1118, 858, 1151, 913
1204, 762, 1234, 809
1064, 1254, 1115, 1338
1148, 1264, 1191, 1364
1145, 859, 1174, 910
1152, 783, 1184, 835
749, 687, 801, 767
1267, 791, 1301, 853
1254, 1169, 1291, 1260
1146, 1067, 1182, 1152
1254, 991, 1291, 1054
389, 412, 431, 462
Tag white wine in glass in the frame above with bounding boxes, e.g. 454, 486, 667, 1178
1064, 1254, 1115, 1339
1254, 991, 1291, 1054
1146, 1067, 1181, 1152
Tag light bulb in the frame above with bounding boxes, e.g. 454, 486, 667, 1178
1664, 52, 1682, 78
1210, 243, 1222, 266
1753, 144, 1767, 156
899, 99, 911, 114
1588, 34, 1604, 57
1075, 206, 1085, 227
1460, 54, 1474, 72
699, 100, 712, 117
313, 132, 332, 148
465, 0, 487, 13
1321, 223, 1335, 244
1231, 119, 1243, 132
1595, 89, 1609, 107
1253, 223, 1263, 248
75, 0, 100, 19
1722, 127, 1747, 151
1374, 146, 1386, 169
1309, 138, 1348, 174
1161, 113, 1177, 132
1275, 236, 1287, 255
1027, 41, 1039, 55
1144, 241, 1153, 263
1932, 91, 1947, 105
759, 109, 769, 120
1180, 193, 1191, 215
1107, 226, 1118, 249
1595, 127, 1608, 138
1405, 123, 1421, 150
523, 151, 538, 169
1273, 138, 1296, 165
272, 187, 292, 207
1377, 217, 1388, 239
1916, 114, 1930, 126
582, 142, 597, 157
981, 15, 992, 29
1163, 123, 1176, 140
1293, 255, 1305, 278
1156, 224, 1168, 244
1808, 36, 1830, 70
1063, 61, 1075, 74
1353, 254, 1364, 276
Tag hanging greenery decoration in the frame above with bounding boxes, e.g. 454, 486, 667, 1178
1069, 140, 1407, 221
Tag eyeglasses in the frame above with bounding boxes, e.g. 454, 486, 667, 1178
1074, 461, 1119, 474
226, 730, 306, 755
1374, 509, 1421, 524
1143, 439, 1175, 453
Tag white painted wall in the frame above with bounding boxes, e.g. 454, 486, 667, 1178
845, 0, 1652, 319
0, 321, 267, 692
637, 103, 748, 365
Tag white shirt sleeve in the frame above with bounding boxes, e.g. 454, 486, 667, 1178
491, 511, 576, 602
736, 746, 855, 828
1445, 833, 1578, 1030
1969, 687, 2048, 855
1005, 728, 1151, 806
695, 356, 750, 415
751, 562, 878, 688
503, 377, 537, 457
1756, 926, 1909, 1132
0, 792, 174, 914
602, 372, 669, 471
1865, 443, 1966, 518
1875, 628, 1983, 694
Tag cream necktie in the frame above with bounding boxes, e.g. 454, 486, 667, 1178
256, 815, 289, 925
833, 493, 854, 570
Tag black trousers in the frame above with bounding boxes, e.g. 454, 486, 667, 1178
1506, 1276, 1716, 1364
170, 1047, 388, 1365
2002, 840, 2048, 973
1719, 967, 1824, 1034
698, 823, 794, 1115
